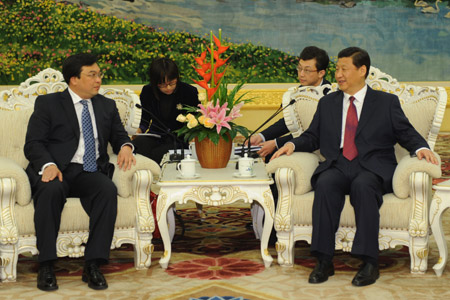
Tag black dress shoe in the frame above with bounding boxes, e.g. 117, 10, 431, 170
82, 262, 108, 290
352, 262, 380, 287
308, 260, 334, 284
37, 265, 58, 291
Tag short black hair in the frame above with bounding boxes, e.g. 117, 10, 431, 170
299, 46, 330, 71
338, 47, 371, 78
148, 57, 180, 99
62, 53, 98, 84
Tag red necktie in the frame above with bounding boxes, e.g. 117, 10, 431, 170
343, 96, 358, 161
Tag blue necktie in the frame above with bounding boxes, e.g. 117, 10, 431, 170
80, 100, 97, 172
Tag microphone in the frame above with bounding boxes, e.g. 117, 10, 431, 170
135, 103, 185, 161
241, 98, 296, 157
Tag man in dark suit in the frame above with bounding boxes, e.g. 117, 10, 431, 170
272, 47, 438, 286
24, 53, 136, 291
249, 46, 331, 158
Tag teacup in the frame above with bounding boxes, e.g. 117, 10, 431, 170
177, 155, 196, 178
238, 153, 254, 177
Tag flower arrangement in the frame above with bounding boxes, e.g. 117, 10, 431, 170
175, 30, 252, 145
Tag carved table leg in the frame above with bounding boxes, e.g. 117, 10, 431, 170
254, 189, 274, 268
157, 191, 174, 269
430, 184, 450, 276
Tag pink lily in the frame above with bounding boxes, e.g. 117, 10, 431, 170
228, 102, 244, 119
211, 106, 232, 134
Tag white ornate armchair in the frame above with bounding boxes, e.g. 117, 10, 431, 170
266, 67, 447, 274
0, 68, 160, 282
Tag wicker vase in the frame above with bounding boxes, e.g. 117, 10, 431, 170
194, 134, 232, 169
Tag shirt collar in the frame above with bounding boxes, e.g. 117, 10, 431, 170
343, 84, 368, 104
68, 87, 90, 104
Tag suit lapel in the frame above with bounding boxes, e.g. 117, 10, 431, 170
331, 91, 344, 142
61, 89, 80, 139
356, 87, 377, 136
91, 95, 104, 145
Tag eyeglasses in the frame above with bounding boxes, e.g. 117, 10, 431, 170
296, 66, 318, 75
82, 72, 104, 79
158, 81, 177, 88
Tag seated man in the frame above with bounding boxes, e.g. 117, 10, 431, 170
249, 46, 331, 159
24, 53, 136, 291
272, 47, 438, 286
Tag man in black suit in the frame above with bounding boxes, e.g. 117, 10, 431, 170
272, 47, 438, 286
249, 46, 331, 158
24, 53, 136, 291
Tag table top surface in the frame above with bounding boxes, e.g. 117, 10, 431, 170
157, 157, 273, 186
433, 179, 450, 190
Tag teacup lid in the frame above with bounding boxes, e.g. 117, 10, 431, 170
183, 154, 196, 162
239, 153, 253, 161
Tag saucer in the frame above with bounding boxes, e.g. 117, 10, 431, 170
233, 172, 256, 178
177, 173, 200, 179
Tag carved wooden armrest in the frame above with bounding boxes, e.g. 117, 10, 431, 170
0, 157, 31, 206
392, 152, 441, 199
266, 152, 319, 195
110, 154, 160, 198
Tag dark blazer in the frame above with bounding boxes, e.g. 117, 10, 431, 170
24, 89, 131, 180
261, 79, 331, 148
290, 86, 429, 192
139, 81, 199, 135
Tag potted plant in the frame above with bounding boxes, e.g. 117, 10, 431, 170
176, 30, 252, 168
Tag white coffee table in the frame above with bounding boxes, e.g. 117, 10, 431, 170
430, 179, 450, 276
156, 158, 274, 268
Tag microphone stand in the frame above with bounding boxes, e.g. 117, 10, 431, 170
241, 98, 297, 157
135, 103, 185, 161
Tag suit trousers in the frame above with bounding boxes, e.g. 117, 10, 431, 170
31, 163, 117, 263
310, 153, 384, 260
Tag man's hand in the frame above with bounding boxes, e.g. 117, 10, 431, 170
117, 145, 136, 170
417, 149, 439, 165
270, 142, 295, 161
246, 135, 263, 146
41, 165, 63, 182
257, 140, 277, 158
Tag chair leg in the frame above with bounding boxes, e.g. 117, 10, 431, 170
133, 231, 153, 269
409, 235, 429, 274
276, 230, 295, 267
0, 243, 18, 282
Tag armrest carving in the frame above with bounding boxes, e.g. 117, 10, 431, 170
408, 172, 431, 238
273, 168, 296, 232
133, 170, 155, 233
0, 178, 19, 245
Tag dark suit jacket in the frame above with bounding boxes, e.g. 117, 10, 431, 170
139, 81, 199, 135
290, 86, 429, 193
24, 89, 131, 182
261, 79, 331, 148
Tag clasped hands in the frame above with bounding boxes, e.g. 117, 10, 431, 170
41, 145, 136, 182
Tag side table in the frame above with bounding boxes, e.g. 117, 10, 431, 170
430, 179, 450, 276
156, 159, 274, 269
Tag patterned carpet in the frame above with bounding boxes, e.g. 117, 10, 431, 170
2, 134, 450, 300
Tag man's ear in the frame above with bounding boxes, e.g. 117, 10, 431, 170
359, 65, 367, 78
318, 69, 326, 79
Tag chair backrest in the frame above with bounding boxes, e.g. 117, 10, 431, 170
0, 68, 142, 167
283, 66, 447, 160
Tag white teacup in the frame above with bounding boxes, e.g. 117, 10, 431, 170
238, 153, 254, 177
177, 155, 196, 178
188, 142, 197, 159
